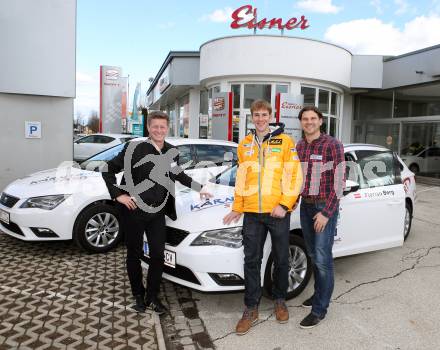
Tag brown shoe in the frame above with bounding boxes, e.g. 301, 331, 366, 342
235, 307, 258, 335
274, 299, 289, 324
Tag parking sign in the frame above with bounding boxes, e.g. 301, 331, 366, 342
25, 121, 41, 138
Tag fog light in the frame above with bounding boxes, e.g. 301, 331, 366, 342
30, 227, 58, 238
209, 273, 244, 286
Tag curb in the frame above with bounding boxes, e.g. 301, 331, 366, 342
153, 313, 167, 350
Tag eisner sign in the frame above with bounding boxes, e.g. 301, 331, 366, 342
231, 5, 309, 30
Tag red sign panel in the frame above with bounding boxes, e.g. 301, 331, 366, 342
231, 5, 309, 31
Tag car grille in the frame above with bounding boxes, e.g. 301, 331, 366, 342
141, 256, 200, 285
165, 227, 190, 247
0, 193, 20, 208
0, 220, 24, 236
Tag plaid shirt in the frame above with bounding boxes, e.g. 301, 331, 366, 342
296, 133, 345, 218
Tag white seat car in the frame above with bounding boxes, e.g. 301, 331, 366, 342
73, 133, 138, 162
140, 144, 416, 299
0, 138, 237, 253
400, 145, 440, 174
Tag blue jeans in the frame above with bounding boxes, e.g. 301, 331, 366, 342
300, 202, 339, 318
242, 212, 291, 308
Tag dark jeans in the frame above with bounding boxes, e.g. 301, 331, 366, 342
300, 201, 339, 318
242, 212, 291, 308
118, 204, 166, 301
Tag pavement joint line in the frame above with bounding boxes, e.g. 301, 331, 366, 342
333, 245, 440, 301
153, 313, 167, 350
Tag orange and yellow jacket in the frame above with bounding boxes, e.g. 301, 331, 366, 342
232, 124, 303, 214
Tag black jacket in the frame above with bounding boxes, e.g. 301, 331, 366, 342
102, 139, 202, 220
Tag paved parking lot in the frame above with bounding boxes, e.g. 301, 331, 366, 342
1, 184, 439, 350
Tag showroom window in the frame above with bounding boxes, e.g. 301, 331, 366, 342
300, 85, 340, 138
179, 95, 190, 138
199, 86, 220, 139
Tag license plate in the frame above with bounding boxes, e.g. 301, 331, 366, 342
0, 209, 10, 225
143, 241, 176, 268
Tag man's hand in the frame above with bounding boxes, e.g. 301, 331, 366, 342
116, 194, 137, 210
199, 185, 214, 200
223, 211, 242, 225
271, 205, 287, 218
313, 212, 329, 233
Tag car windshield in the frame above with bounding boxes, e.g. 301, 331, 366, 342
80, 143, 125, 171
210, 164, 237, 187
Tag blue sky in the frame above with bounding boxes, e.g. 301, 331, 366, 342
75, 0, 440, 117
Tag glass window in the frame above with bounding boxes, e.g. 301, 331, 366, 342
179, 95, 189, 138
318, 90, 329, 113
355, 94, 393, 120
275, 84, 288, 94
194, 144, 229, 166
330, 92, 338, 115
94, 135, 114, 144
119, 137, 135, 143
232, 84, 240, 109
232, 110, 240, 143
76, 135, 95, 144
365, 123, 399, 152
329, 117, 338, 137
168, 107, 176, 137
301, 87, 316, 106
355, 150, 398, 188
244, 84, 271, 108
395, 84, 440, 117
199, 90, 209, 139
80, 143, 126, 170
177, 145, 194, 168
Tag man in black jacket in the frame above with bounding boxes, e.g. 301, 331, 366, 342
102, 111, 211, 314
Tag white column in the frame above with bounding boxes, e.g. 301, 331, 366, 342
188, 88, 200, 138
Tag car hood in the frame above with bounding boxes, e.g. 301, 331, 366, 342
169, 183, 240, 233
2, 166, 106, 199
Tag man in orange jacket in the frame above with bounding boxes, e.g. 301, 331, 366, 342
223, 99, 302, 335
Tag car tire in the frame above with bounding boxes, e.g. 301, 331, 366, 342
409, 164, 419, 174
73, 202, 123, 253
263, 234, 312, 300
404, 202, 413, 241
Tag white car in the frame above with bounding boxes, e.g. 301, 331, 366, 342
140, 144, 416, 299
400, 145, 440, 174
0, 138, 237, 253
73, 133, 138, 162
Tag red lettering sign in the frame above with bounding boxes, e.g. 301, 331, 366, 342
281, 101, 302, 109
231, 5, 309, 30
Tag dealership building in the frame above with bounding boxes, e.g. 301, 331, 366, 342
147, 35, 440, 177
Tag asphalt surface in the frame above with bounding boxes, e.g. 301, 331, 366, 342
193, 184, 440, 350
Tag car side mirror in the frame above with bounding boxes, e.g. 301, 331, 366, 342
343, 179, 360, 196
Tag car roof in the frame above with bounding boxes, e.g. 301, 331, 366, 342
130, 137, 238, 147
81, 133, 137, 138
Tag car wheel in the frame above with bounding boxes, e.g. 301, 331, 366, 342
404, 202, 412, 241
409, 164, 419, 174
73, 202, 122, 253
263, 234, 312, 300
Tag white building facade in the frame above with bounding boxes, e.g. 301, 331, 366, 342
147, 35, 440, 177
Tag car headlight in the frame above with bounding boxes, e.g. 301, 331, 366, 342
20, 194, 70, 210
190, 227, 243, 248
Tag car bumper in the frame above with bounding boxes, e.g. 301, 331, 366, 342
140, 236, 246, 292
0, 202, 75, 241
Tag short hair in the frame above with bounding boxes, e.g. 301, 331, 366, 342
250, 99, 272, 115
298, 106, 323, 120
147, 110, 169, 126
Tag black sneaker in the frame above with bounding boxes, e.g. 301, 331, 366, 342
131, 294, 147, 313
301, 296, 313, 308
146, 298, 168, 315
299, 312, 325, 329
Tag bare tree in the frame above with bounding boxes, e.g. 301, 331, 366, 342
88, 110, 100, 133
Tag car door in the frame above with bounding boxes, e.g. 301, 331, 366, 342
334, 149, 406, 257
